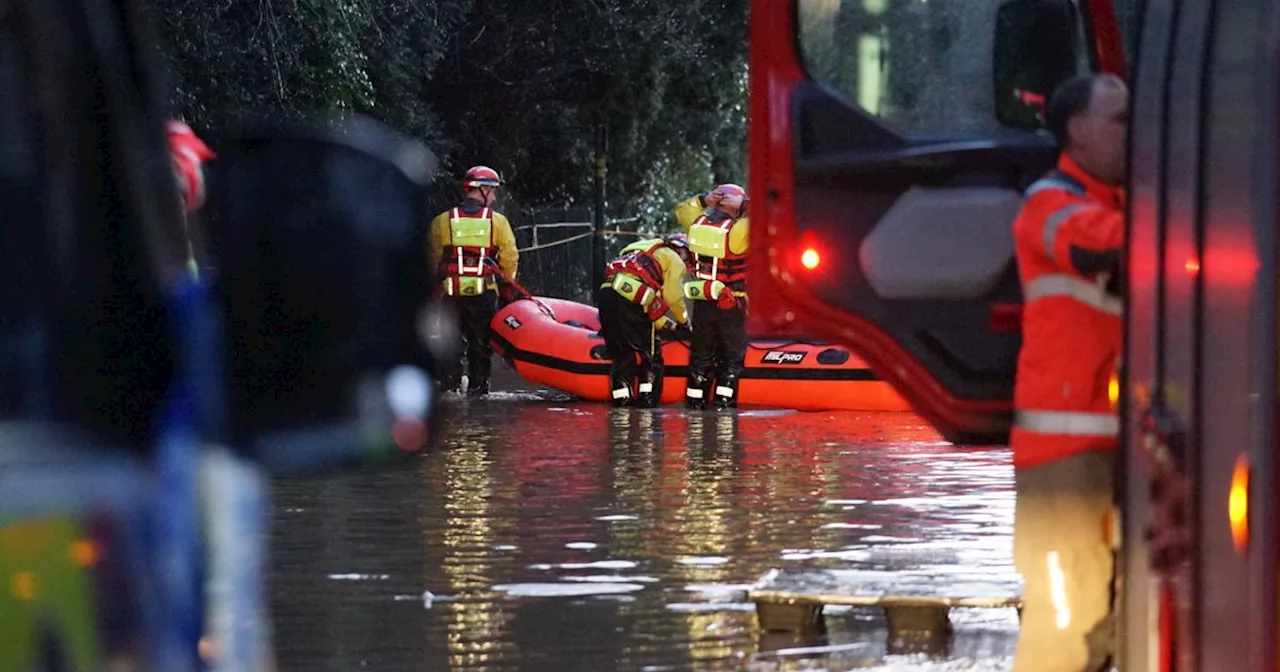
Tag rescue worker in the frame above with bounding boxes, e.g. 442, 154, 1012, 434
674, 184, 749, 410
167, 119, 215, 278
595, 233, 693, 407
427, 165, 519, 397
1009, 73, 1128, 672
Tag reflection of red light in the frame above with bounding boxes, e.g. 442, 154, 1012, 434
800, 248, 820, 270
1185, 258, 1200, 274
391, 418, 427, 452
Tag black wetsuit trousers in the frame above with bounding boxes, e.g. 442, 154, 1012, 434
685, 301, 747, 409
595, 286, 664, 407
440, 293, 497, 395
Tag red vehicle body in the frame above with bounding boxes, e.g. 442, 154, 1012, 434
747, 0, 1279, 669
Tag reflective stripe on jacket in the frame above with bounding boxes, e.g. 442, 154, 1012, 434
1010, 155, 1125, 469
441, 207, 497, 296
426, 201, 519, 296
674, 195, 750, 302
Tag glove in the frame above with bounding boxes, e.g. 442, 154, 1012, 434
498, 283, 518, 306
715, 291, 739, 310
668, 325, 694, 341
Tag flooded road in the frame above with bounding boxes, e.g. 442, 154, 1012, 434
268, 378, 1017, 671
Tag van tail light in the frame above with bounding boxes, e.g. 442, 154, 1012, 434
1229, 454, 1249, 552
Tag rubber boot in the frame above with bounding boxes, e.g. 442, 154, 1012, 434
439, 354, 465, 394
636, 371, 662, 408
468, 360, 491, 399
609, 385, 633, 407
467, 379, 490, 398
713, 374, 740, 411
467, 356, 492, 397
685, 373, 710, 410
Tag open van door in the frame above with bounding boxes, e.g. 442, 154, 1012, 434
747, 0, 1127, 445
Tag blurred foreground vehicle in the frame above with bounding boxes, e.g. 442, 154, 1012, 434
0, 0, 441, 670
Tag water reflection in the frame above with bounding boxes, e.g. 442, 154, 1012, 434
270, 399, 1015, 671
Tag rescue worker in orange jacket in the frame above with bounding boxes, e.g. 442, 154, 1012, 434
595, 233, 693, 407
674, 184, 749, 410
1009, 73, 1128, 672
167, 119, 215, 278
427, 165, 519, 397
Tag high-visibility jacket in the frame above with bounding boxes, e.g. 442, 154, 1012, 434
673, 195, 750, 302
602, 239, 690, 327
427, 200, 518, 296
1010, 155, 1125, 469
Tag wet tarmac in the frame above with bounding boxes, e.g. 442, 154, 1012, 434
268, 368, 1017, 671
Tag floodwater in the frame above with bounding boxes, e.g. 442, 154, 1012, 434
268, 374, 1017, 671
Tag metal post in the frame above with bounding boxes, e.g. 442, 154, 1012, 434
591, 122, 608, 290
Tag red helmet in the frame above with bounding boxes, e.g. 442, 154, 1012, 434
463, 165, 502, 189
167, 120, 215, 213
711, 183, 748, 216
712, 183, 746, 199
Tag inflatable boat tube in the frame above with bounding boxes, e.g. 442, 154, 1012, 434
489, 297, 913, 412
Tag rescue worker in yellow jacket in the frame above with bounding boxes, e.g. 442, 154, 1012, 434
674, 184, 749, 410
427, 165, 519, 397
595, 233, 693, 407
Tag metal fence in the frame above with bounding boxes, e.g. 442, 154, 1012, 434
510, 208, 647, 303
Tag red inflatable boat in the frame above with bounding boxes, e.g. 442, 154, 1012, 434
488, 297, 913, 411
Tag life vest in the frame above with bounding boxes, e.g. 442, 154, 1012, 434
441, 207, 498, 296
603, 239, 670, 322
684, 214, 746, 302
1010, 157, 1124, 469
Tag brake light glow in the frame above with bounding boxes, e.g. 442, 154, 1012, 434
800, 248, 820, 270
1108, 371, 1120, 409
1229, 454, 1249, 552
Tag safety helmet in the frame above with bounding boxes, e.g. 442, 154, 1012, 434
711, 183, 748, 217
664, 232, 694, 266
462, 165, 502, 189
712, 183, 746, 199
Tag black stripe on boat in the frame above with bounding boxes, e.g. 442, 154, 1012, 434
490, 333, 881, 382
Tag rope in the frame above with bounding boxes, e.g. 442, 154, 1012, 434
488, 263, 556, 320
514, 228, 648, 253
513, 221, 592, 232
516, 230, 594, 253
512, 219, 640, 233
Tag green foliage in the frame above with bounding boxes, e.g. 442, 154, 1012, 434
138, 0, 746, 225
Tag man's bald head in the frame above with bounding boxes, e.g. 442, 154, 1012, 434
1045, 74, 1129, 185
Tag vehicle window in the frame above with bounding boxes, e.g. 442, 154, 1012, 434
796, 0, 1091, 136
